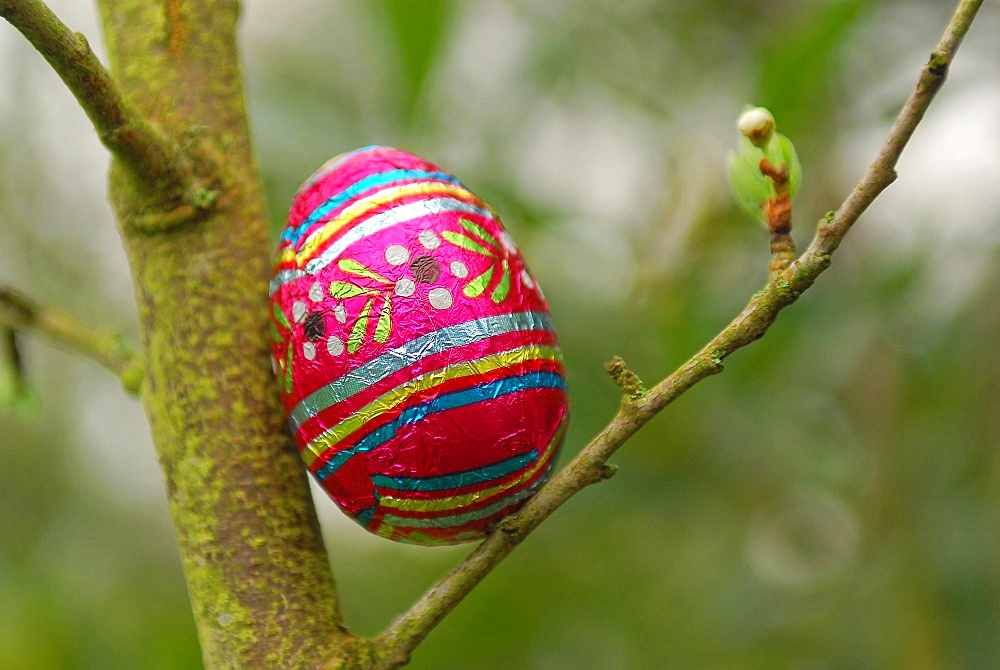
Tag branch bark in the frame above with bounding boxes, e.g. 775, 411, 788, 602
0, 283, 143, 393
88, 0, 351, 666
373, 0, 985, 665
3, 0, 357, 664
0, 0, 216, 226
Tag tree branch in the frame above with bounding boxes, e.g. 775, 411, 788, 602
372, 0, 984, 665
0, 284, 143, 394
1, 324, 29, 401
90, 1, 351, 663
0, 0, 216, 227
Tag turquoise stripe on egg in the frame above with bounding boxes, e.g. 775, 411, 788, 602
372, 450, 540, 493
283, 168, 462, 244
289, 310, 555, 430
314, 370, 566, 482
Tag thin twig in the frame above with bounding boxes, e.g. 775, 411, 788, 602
759, 158, 796, 273
0, 0, 215, 227
1, 325, 29, 399
372, 0, 984, 665
0, 284, 143, 395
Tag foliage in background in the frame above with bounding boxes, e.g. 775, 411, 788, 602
1, 0, 998, 667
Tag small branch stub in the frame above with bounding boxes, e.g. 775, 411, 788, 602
0, 283, 143, 395
605, 355, 647, 399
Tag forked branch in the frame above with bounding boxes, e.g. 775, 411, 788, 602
0, 0, 215, 225
372, 0, 985, 666
0, 284, 143, 394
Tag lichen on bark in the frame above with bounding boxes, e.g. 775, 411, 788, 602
95, 0, 350, 666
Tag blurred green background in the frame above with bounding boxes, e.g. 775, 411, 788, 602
2, 0, 999, 667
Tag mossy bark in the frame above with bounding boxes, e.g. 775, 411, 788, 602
94, 1, 356, 666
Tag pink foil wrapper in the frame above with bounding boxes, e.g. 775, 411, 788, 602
269, 146, 569, 545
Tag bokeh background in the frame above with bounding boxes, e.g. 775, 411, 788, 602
2, 1, 999, 667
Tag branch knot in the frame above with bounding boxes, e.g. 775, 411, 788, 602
605, 356, 647, 399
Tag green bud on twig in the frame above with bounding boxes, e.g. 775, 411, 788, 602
737, 106, 775, 147
727, 106, 801, 224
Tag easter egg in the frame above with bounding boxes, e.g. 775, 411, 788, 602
269, 146, 569, 545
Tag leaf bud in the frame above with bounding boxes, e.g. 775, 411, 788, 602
737, 106, 775, 148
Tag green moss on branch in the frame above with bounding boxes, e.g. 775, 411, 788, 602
91, 0, 350, 665
0, 283, 142, 394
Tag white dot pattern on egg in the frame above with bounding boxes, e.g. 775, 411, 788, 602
269, 146, 569, 545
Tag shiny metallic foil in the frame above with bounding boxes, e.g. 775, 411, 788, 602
270, 146, 569, 545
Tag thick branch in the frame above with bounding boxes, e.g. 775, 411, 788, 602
92, 0, 350, 664
0, 284, 143, 394
0, 0, 214, 223
373, 0, 984, 665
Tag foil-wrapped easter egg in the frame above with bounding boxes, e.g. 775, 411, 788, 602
269, 146, 569, 545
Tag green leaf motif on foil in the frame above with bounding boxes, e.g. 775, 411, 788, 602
273, 303, 291, 330
463, 265, 494, 298
442, 230, 495, 257
283, 343, 294, 393
348, 297, 374, 354
338, 258, 391, 284
330, 282, 377, 299
445, 219, 517, 304
491, 260, 510, 303
458, 218, 500, 252
268, 321, 283, 344
328, 257, 398, 355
